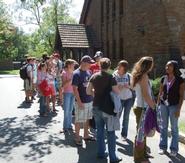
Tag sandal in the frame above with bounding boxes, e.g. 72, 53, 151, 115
75, 139, 82, 146
84, 136, 96, 141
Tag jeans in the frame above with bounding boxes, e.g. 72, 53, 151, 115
39, 96, 47, 114
159, 104, 179, 152
63, 93, 75, 129
121, 98, 133, 137
93, 107, 118, 162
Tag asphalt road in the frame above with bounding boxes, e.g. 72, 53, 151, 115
0, 75, 184, 163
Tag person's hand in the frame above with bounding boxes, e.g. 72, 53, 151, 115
118, 84, 124, 90
175, 109, 180, 118
123, 83, 130, 89
77, 101, 84, 109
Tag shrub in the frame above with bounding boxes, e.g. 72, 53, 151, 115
152, 78, 161, 97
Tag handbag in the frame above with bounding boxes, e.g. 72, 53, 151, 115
38, 79, 52, 96
144, 107, 160, 137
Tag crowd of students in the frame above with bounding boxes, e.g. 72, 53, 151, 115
21, 51, 185, 163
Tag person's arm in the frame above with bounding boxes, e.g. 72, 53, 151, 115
73, 86, 84, 109
112, 85, 120, 94
72, 73, 84, 109
140, 74, 156, 109
86, 82, 94, 97
157, 83, 163, 105
111, 76, 120, 94
175, 82, 185, 118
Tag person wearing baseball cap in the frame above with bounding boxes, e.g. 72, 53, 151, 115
90, 51, 103, 74
72, 55, 95, 146
80, 55, 95, 64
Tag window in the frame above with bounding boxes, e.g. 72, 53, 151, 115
112, 0, 116, 18
101, 0, 104, 23
120, 38, 123, 59
120, 0, 123, 15
112, 40, 116, 59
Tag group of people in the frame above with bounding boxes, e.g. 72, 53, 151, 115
21, 51, 185, 163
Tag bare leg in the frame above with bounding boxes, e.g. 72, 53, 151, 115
75, 122, 81, 139
84, 120, 89, 138
59, 87, 63, 105
52, 95, 56, 111
46, 96, 50, 112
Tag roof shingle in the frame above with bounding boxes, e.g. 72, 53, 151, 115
57, 24, 100, 48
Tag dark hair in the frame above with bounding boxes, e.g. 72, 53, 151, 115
117, 60, 128, 70
38, 62, 46, 71
166, 60, 181, 77
64, 59, 76, 68
131, 56, 153, 87
26, 58, 32, 63
74, 62, 79, 70
100, 58, 111, 70
42, 53, 49, 61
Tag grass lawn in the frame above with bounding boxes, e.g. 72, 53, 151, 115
179, 122, 185, 134
0, 69, 19, 75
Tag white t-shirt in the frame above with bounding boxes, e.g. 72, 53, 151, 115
113, 71, 132, 100
134, 81, 152, 108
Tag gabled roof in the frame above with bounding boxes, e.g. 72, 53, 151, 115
57, 24, 100, 48
79, 0, 91, 24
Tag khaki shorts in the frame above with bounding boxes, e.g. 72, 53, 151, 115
24, 79, 33, 91
75, 102, 93, 123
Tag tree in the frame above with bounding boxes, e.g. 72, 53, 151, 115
18, 0, 76, 57
0, 0, 29, 60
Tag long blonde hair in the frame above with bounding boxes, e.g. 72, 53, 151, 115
131, 56, 153, 87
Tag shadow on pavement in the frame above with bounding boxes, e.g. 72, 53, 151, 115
77, 141, 108, 163
116, 139, 133, 157
166, 151, 185, 163
0, 114, 76, 162
17, 101, 32, 109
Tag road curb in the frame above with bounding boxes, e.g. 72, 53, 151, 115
168, 130, 185, 144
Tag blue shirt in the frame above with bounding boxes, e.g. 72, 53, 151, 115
72, 68, 93, 103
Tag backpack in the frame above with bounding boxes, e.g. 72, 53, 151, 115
19, 64, 29, 80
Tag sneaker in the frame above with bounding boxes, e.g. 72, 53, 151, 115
121, 136, 127, 141
110, 157, 122, 163
158, 149, 166, 155
170, 151, 177, 157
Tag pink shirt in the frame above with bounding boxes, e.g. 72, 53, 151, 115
62, 70, 73, 93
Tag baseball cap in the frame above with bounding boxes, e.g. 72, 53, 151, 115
94, 51, 103, 59
81, 55, 95, 64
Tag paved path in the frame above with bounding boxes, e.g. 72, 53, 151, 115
0, 76, 185, 163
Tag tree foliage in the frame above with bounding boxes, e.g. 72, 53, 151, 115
0, 0, 29, 60
19, 0, 76, 57
0, 0, 77, 60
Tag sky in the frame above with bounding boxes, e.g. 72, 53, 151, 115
3, 0, 84, 33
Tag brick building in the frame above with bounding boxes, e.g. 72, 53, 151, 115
79, 0, 185, 75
